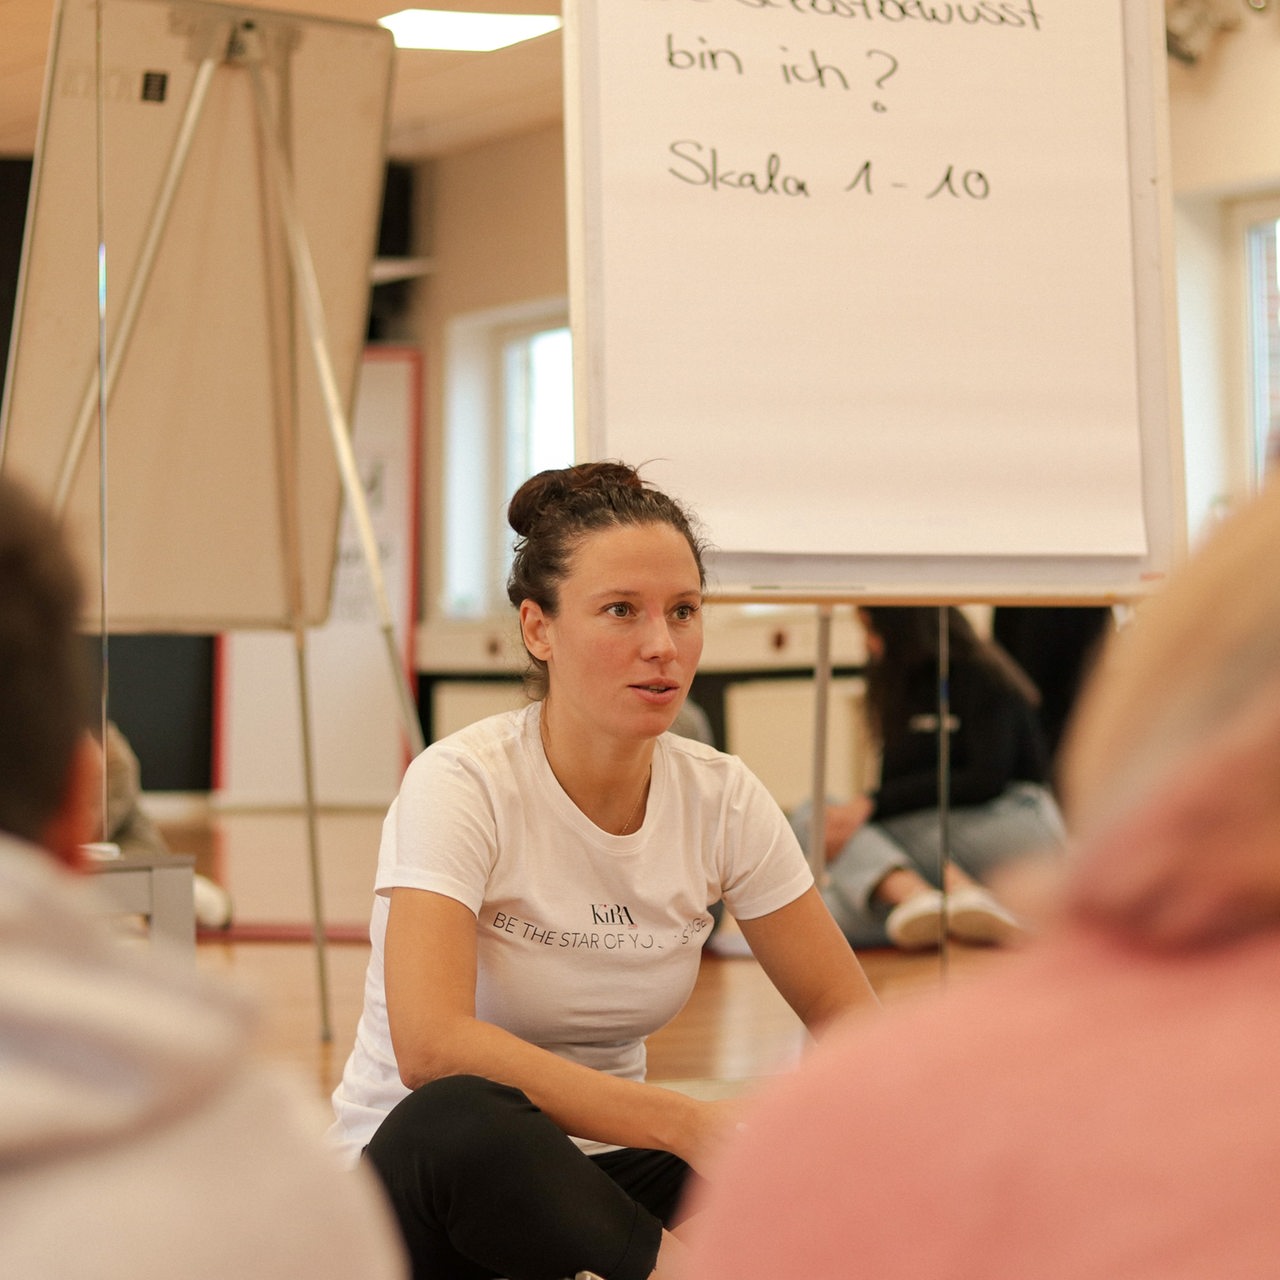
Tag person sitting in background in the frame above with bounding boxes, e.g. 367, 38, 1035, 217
790, 605, 1065, 951
90, 719, 234, 929
0, 473, 405, 1280
680, 478, 1280, 1280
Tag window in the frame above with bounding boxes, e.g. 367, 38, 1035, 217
442, 301, 574, 619
501, 324, 574, 527
1243, 204, 1280, 484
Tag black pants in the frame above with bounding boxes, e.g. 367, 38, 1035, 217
364, 1075, 692, 1280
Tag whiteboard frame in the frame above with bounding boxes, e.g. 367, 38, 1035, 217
564, 0, 1185, 604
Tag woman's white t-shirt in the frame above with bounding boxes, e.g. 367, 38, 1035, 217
328, 702, 812, 1163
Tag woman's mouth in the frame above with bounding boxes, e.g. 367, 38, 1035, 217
632, 681, 679, 698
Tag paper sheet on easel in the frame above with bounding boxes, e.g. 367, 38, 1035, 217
0, 0, 393, 628
574, 0, 1148, 560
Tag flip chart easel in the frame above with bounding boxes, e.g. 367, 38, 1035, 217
0, 0, 422, 1037
564, 0, 1184, 601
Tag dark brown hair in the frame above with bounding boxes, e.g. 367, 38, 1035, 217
0, 474, 91, 843
506, 461, 707, 697
861, 605, 1040, 749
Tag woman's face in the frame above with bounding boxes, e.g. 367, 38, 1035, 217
520, 521, 704, 744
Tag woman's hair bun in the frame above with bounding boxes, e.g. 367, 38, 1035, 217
507, 461, 643, 536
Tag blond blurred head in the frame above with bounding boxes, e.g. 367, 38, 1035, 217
1056, 479, 1280, 946
1061, 480, 1280, 835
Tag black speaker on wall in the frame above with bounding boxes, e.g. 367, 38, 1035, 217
368, 160, 414, 340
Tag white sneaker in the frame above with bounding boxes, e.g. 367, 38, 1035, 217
885, 889, 945, 951
946, 885, 1026, 946
193, 874, 233, 930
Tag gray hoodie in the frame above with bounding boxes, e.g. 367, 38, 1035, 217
0, 833, 405, 1278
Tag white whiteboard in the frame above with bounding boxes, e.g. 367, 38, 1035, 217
564, 0, 1184, 601
0, 0, 393, 629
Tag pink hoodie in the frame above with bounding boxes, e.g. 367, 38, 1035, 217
684, 921, 1280, 1279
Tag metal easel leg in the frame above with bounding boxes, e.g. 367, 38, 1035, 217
236, 20, 421, 1039
937, 605, 951, 981
807, 606, 834, 882
264, 182, 335, 1043
292, 626, 333, 1042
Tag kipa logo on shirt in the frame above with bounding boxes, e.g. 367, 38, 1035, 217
591, 904, 636, 927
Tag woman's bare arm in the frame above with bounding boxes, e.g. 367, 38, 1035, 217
737, 886, 880, 1034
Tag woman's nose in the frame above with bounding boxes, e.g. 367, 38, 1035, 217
640, 613, 677, 660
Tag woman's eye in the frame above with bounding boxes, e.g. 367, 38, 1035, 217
606, 602, 631, 618
672, 603, 699, 621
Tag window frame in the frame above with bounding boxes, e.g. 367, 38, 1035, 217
1229, 193, 1280, 491
440, 297, 572, 622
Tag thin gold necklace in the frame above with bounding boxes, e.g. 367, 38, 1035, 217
617, 770, 650, 836
540, 707, 650, 835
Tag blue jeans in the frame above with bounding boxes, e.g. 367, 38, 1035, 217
790, 784, 1065, 948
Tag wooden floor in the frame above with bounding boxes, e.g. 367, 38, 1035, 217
162, 807, 1005, 1103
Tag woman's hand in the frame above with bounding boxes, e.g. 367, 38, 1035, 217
674, 1094, 748, 1177
822, 797, 873, 863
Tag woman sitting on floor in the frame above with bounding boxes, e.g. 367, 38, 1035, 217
328, 461, 878, 1280
791, 605, 1065, 951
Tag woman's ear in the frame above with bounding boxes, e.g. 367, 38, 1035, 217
519, 599, 552, 662
41, 733, 103, 871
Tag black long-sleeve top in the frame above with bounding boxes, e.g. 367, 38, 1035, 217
871, 656, 1051, 820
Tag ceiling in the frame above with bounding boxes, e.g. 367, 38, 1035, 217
0, 0, 565, 159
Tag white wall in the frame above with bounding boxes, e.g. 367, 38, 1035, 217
412, 125, 571, 673
1167, 24, 1280, 199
